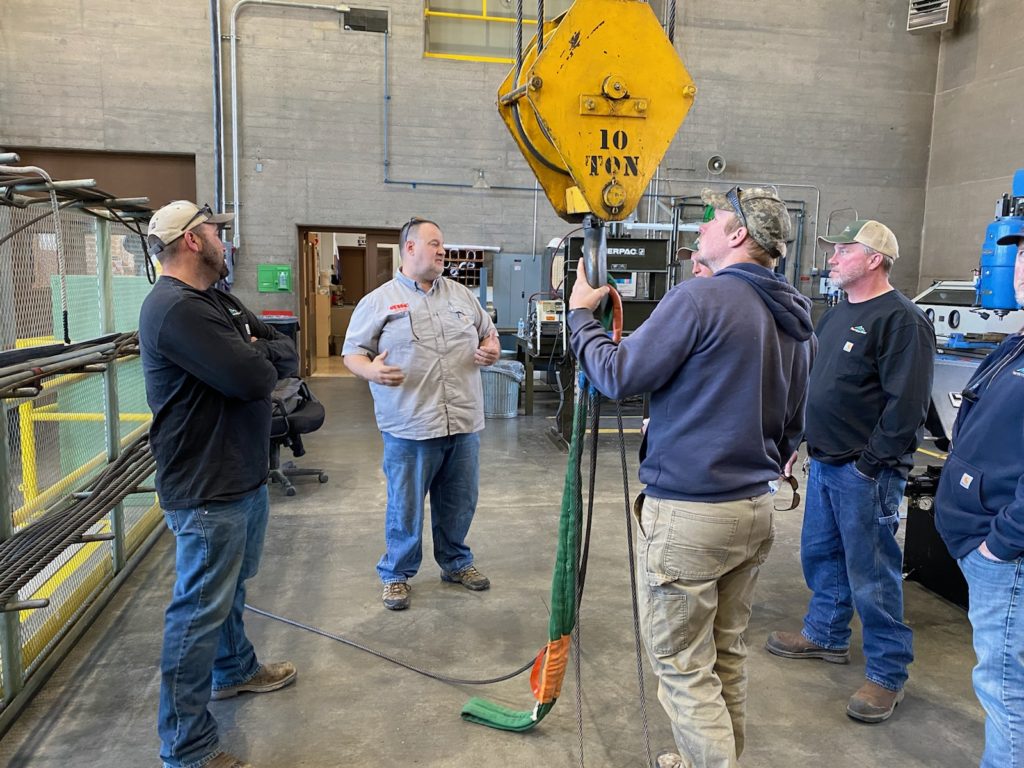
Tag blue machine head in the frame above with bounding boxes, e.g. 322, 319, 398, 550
977, 170, 1024, 315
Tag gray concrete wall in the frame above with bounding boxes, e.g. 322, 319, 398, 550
920, 0, 1024, 289
1, 0, 939, 311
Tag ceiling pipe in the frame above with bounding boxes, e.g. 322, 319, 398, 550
228, 0, 349, 252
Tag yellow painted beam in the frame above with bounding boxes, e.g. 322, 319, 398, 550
28, 412, 152, 423
425, 51, 515, 64
12, 421, 152, 529
425, 10, 537, 24
21, 499, 162, 666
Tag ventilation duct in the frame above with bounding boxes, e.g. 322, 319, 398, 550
907, 0, 959, 34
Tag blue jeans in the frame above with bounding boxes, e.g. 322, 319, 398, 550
959, 547, 1024, 768
378, 432, 478, 583
800, 459, 913, 691
158, 485, 270, 768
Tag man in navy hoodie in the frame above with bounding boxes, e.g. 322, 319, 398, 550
568, 187, 814, 768
935, 224, 1024, 768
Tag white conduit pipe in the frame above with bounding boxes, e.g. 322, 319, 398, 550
230, 0, 349, 251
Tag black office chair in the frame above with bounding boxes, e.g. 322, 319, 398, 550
269, 378, 328, 496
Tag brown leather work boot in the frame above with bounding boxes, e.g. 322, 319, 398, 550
210, 661, 297, 701
846, 681, 905, 723
765, 630, 850, 664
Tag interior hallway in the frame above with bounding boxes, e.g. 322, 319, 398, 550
0, 377, 985, 767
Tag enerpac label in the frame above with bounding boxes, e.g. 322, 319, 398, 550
607, 247, 646, 256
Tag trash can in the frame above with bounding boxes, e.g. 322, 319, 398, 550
480, 361, 525, 418
260, 312, 300, 342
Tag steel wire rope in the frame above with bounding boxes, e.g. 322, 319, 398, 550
0, 451, 155, 594
573, 383, 601, 767
0, 435, 154, 605
243, 605, 534, 686
616, 401, 653, 766
102, 205, 157, 284
508, 0, 571, 176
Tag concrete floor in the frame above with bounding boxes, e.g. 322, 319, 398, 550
0, 377, 985, 767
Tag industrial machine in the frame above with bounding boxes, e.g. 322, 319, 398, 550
976, 169, 1024, 315
903, 170, 1024, 608
530, 298, 566, 352
491, 251, 557, 332
564, 236, 670, 332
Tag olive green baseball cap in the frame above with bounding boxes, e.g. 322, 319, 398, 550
818, 219, 899, 260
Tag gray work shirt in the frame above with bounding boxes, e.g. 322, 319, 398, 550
343, 271, 496, 440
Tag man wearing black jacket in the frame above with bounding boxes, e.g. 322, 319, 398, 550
140, 201, 299, 768
766, 220, 935, 724
935, 225, 1024, 768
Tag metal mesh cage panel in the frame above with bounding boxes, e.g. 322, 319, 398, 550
0, 201, 157, 715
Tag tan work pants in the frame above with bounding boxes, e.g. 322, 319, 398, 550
635, 494, 775, 768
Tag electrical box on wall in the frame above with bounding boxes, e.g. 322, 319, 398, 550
257, 264, 293, 292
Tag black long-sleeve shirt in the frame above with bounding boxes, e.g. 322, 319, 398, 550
139, 277, 298, 508
805, 290, 935, 479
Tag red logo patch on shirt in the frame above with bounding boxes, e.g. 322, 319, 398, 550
388, 303, 409, 312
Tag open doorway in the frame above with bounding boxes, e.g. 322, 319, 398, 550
296, 225, 401, 377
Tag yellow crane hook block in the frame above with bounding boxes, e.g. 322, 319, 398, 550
497, 0, 697, 222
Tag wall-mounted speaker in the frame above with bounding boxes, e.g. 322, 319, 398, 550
707, 155, 726, 175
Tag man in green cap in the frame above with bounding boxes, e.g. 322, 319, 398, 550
766, 219, 935, 724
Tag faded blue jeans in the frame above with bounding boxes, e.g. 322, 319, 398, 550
959, 547, 1024, 768
800, 459, 913, 691
377, 432, 478, 583
158, 485, 269, 768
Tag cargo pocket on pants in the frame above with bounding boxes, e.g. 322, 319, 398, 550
645, 582, 690, 657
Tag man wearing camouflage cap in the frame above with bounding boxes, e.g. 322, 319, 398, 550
767, 219, 935, 725
569, 186, 814, 768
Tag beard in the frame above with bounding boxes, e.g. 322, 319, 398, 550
830, 262, 867, 290
199, 235, 229, 279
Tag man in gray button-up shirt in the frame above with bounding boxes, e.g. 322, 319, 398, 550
343, 217, 500, 610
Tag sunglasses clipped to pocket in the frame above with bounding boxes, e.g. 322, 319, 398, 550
772, 474, 801, 512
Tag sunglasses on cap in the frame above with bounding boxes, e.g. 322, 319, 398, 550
725, 186, 748, 231
180, 203, 215, 234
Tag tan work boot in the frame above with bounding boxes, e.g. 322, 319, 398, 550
846, 681, 904, 723
204, 752, 254, 768
441, 564, 490, 591
765, 630, 850, 664
382, 581, 411, 610
210, 661, 297, 701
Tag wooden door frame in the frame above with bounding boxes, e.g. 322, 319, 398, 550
295, 225, 401, 376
